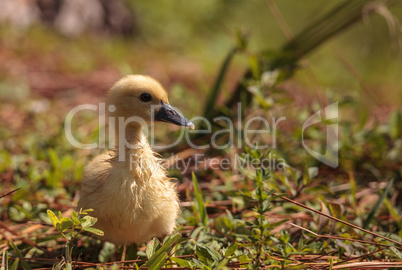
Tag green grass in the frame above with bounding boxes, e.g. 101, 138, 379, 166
0, 0, 402, 269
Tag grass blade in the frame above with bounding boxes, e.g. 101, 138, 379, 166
225, 242, 238, 257
9, 241, 31, 270
170, 257, 190, 267
363, 179, 394, 229
148, 252, 168, 270
9, 259, 19, 270
144, 233, 182, 267
192, 172, 208, 226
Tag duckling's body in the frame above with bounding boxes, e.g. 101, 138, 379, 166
78, 136, 179, 245
77, 75, 193, 245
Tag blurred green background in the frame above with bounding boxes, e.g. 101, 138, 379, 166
0, 0, 401, 107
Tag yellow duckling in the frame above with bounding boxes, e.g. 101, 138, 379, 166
77, 75, 194, 245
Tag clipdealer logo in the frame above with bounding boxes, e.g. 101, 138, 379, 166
64, 102, 339, 168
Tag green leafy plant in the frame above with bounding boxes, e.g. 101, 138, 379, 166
237, 148, 290, 268
47, 208, 103, 270
143, 233, 185, 270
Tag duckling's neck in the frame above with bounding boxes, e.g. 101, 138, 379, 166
113, 122, 148, 160
123, 123, 144, 144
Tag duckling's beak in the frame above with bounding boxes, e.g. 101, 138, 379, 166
155, 101, 195, 129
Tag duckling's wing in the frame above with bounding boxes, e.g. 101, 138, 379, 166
81, 152, 113, 194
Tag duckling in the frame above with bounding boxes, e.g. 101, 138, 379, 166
77, 75, 194, 245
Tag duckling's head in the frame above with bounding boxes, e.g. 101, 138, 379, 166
107, 75, 194, 128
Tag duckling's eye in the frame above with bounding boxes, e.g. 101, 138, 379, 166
140, 93, 152, 102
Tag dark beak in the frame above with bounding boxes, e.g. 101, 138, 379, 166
155, 101, 194, 129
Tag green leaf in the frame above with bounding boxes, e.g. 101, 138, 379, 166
148, 252, 168, 270
239, 254, 249, 264
328, 202, 344, 218
146, 238, 160, 259
261, 200, 271, 212
144, 233, 182, 267
297, 237, 304, 251
280, 230, 290, 244
390, 247, 402, 260
215, 216, 234, 234
265, 219, 288, 230
225, 242, 238, 257
79, 208, 94, 215
308, 167, 319, 179
80, 209, 94, 215
81, 216, 98, 229
9, 241, 32, 270
10, 258, 19, 270
84, 227, 104, 236
71, 211, 80, 225
196, 244, 221, 263
98, 242, 116, 263
47, 210, 60, 228
170, 257, 190, 267
60, 217, 74, 232
192, 173, 208, 226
